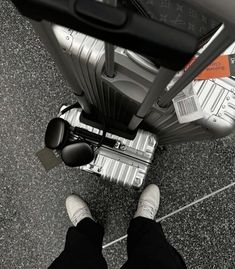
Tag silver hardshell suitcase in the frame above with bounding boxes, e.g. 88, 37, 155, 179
60, 106, 157, 188
39, 23, 235, 145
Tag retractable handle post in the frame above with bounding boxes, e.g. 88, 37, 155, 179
158, 25, 233, 107
103, 0, 117, 78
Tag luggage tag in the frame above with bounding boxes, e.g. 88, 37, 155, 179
36, 147, 62, 171
172, 81, 204, 124
188, 54, 235, 80
168, 72, 204, 124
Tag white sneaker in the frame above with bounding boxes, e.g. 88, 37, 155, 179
134, 184, 160, 220
65, 195, 93, 226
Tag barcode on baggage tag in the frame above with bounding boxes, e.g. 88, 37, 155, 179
173, 93, 204, 124
177, 97, 198, 116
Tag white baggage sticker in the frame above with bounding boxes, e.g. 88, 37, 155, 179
173, 83, 204, 124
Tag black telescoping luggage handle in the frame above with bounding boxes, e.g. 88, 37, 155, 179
12, 0, 199, 71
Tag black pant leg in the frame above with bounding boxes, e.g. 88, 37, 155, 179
49, 218, 108, 269
121, 217, 187, 269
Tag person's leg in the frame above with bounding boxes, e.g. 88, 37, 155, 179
121, 184, 187, 269
48, 195, 107, 269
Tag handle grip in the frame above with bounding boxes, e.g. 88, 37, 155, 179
12, 0, 199, 70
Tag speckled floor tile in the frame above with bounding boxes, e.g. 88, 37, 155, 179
148, 135, 235, 217
103, 186, 235, 269
103, 239, 127, 269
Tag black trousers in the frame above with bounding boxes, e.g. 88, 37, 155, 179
49, 217, 187, 269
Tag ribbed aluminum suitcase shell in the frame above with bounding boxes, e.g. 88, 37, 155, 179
60, 107, 158, 188
145, 77, 235, 144
34, 22, 235, 145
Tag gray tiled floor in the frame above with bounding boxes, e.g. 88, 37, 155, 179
103, 186, 235, 269
0, 1, 235, 269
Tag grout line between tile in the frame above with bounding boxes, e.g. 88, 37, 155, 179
155, 181, 235, 222
103, 235, 128, 249
102, 181, 235, 249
